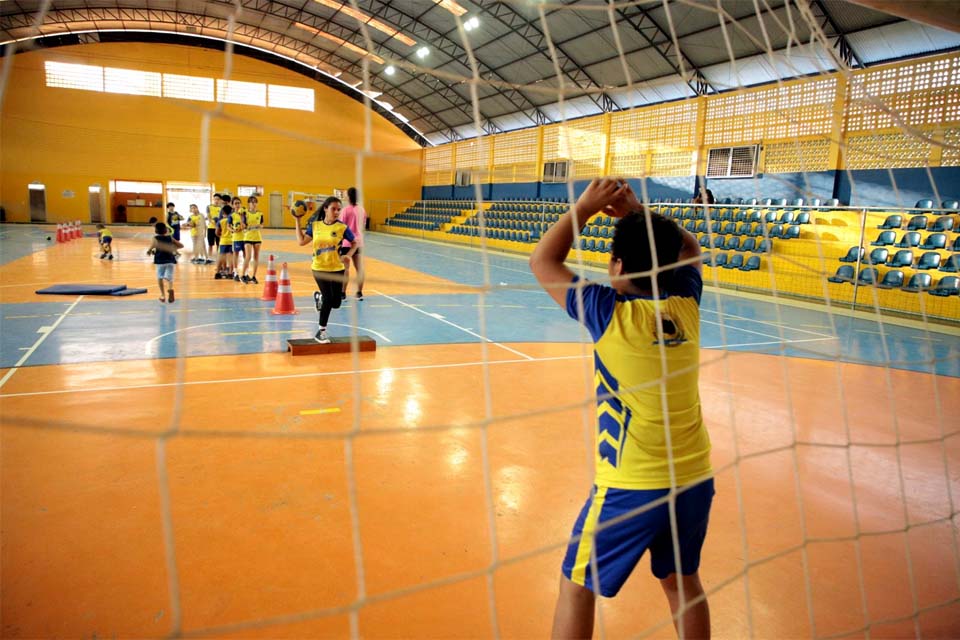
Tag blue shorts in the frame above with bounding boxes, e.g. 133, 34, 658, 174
156, 264, 175, 282
562, 478, 714, 597
219, 245, 233, 254
101, 237, 112, 244
233, 241, 245, 253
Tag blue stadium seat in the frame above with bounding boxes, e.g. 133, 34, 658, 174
915, 199, 935, 211
919, 232, 946, 250
871, 230, 896, 246
724, 254, 744, 269
917, 252, 942, 270
907, 215, 928, 231
790, 198, 805, 207
722, 222, 738, 235
902, 273, 932, 292
898, 231, 921, 248
954, 237, 960, 251
763, 211, 778, 223
740, 237, 757, 253
828, 265, 855, 283
858, 268, 879, 285
868, 247, 889, 265
929, 276, 960, 297
839, 246, 864, 263
699, 235, 710, 248
778, 210, 794, 224
711, 253, 728, 268
696, 221, 708, 234
740, 255, 761, 271
889, 249, 914, 268
877, 270, 905, 289
767, 224, 784, 238
940, 254, 960, 272
878, 214, 903, 229
930, 217, 955, 232
724, 236, 740, 251
941, 200, 959, 211
753, 239, 772, 254
587, 239, 597, 251
685, 220, 697, 233
794, 212, 811, 225
782, 225, 800, 240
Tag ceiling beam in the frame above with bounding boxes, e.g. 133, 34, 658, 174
805, 0, 865, 68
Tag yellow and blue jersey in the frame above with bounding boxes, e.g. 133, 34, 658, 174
244, 211, 263, 242
305, 219, 355, 272
230, 210, 245, 236
98, 227, 112, 243
188, 213, 204, 235
218, 215, 233, 244
566, 266, 711, 490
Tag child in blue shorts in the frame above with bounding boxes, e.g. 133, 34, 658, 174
148, 221, 183, 303
530, 178, 714, 638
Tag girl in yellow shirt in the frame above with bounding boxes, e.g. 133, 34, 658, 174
241, 195, 264, 284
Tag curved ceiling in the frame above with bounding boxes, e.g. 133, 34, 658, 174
3, 0, 960, 146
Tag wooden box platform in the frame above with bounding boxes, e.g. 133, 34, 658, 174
287, 335, 377, 355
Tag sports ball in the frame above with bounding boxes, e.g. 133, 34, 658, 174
292, 200, 307, 218
46, 236, 51, 241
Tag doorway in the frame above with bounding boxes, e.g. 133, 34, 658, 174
165, 183, 213, 219
269, 192, 283, 227
89, 185, 104, 223
28, 184, 46, 223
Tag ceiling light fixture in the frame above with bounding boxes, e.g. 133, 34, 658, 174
434, 0, 467, 17
313, 0, 417, 46
295, 22, 385, 64
463, 17, 480, 31
385, 65, 396, 75
416, 46, 429, 59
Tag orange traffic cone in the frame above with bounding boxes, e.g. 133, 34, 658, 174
260, 254, 278, 301
67, 223, 75, 240
56, 224, 64, 243
270, 262, 298, 315
74, 221, 82, 239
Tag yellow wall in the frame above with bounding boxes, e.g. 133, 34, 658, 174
1, 42, 422, 225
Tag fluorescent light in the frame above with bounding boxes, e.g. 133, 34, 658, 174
464, 17, 480, 31
434, 0, 467, 16
384, 65, 396, 75
88, 185, 101, 193
295, 22, 385, 64
28, 183, 46, 191
417, 46, 429, 59
312, 0, 417, 46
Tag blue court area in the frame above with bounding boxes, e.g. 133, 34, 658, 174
1, 225, 957, 376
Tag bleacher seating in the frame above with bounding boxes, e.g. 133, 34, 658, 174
877, 270, 905, 289
903, 273, 932, 292
839, 246, 864, 263
929, 276, 959, 296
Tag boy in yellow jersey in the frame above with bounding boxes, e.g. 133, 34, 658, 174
293, 196, 357, 343
186, 204, 209, 264
230, 196, 246, 282
241, 195, 263, 284
529, 178, 713, 639
206, 194, 223, 255
96, 224, 113, 260
215, 204, 233, 280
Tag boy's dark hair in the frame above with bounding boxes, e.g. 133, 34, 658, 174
96, 223, 105, 229
155, 222, 168, 234
213, 193, 222, 200
166, 202, 175, 208
347, 187, 358, 206
220, 204, 233, 215
611, 211, 683, 293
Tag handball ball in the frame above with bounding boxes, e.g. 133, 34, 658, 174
46, 236, 52, 241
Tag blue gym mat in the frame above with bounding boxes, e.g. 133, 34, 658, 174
36, 284, 147, 296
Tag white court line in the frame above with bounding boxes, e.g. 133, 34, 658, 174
144, 320, 391, 355
704, 337, 838, 350
0, 296, 84, 389
0, 353, 586, 399
701, 318, 800, 343
700, 308, 836, 339
372, 289, 534, 361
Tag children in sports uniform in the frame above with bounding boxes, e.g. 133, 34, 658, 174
97, 224, 113, 260
215, 204, 233, 280
230, 196, 246, 282
207, 194, 223, 254
529, 178, 713, 639
166, 202, 183, 241
241, 195, 263, 284
148, 221, 183, 303
293, 196, 357, 343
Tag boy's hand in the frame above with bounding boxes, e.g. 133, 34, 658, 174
575, 178, 629, 218
603, 180, 643, 218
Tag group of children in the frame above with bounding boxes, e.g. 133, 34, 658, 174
203, 193, 265, 284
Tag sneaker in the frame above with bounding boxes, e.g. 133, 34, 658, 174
356, 291, 363, 301
233, 274, 241, 282
108, 255, 113, 260
251, 276, 259, 284
205, 259, 215, 264
215, 272, 223, 280
313, 291, 322, 312
315, 329, 330, 344
100, 253, 106, 259
241, 275, 250, 284
168, 290, 175, 303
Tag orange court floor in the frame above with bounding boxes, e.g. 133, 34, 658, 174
1, 224, 959, 639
